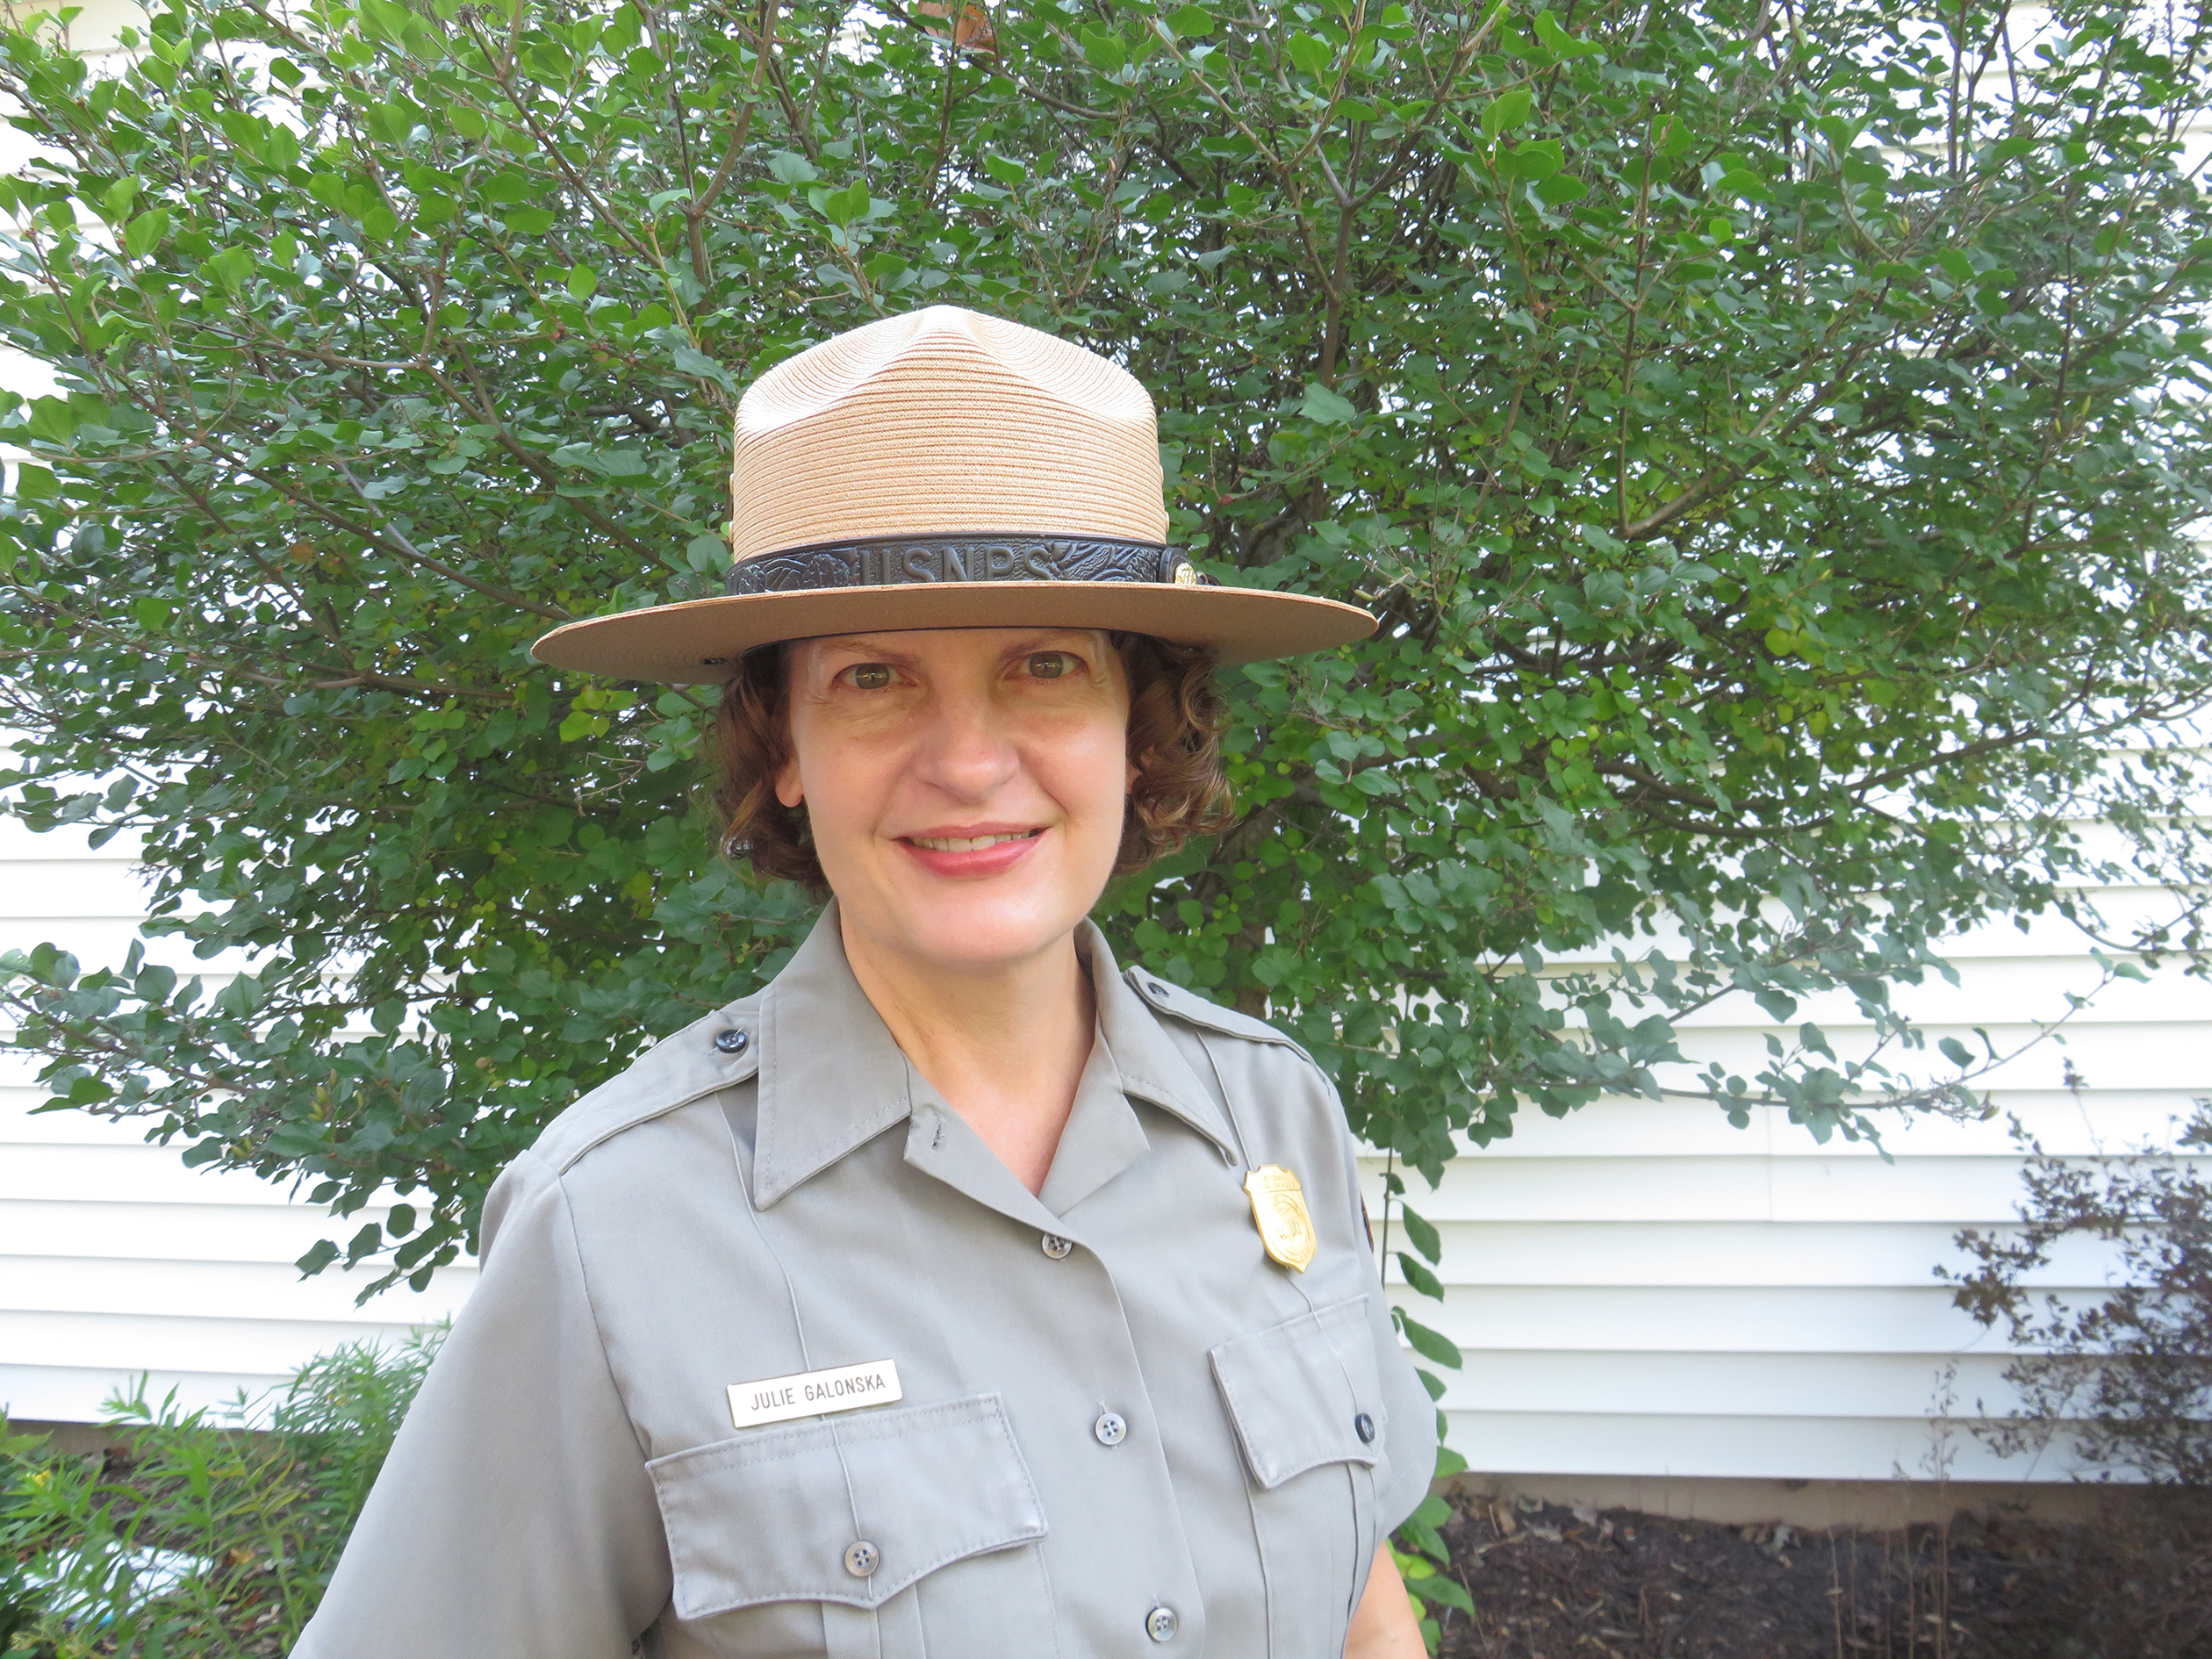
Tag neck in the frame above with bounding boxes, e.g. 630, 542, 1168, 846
838, 910, 1096, 1196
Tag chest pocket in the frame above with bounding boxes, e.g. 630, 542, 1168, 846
648, 1393, 1054, 1659
1210, 1295, 1388, 1655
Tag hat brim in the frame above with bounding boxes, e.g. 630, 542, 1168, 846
529, 582, 1378, 684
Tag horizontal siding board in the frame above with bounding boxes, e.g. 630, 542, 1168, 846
4, 1255, 470, 1324
0, 1198, 413, 1263
1426, 1349, 2025, 1420
0, 1145, 312, 1207
1440, 1409, 2062, 1483
2, 1364, 312, 1423
1368, 1153, 2041, 1224
0, 858, 157, 919
1394, 1283, 2006, 1355
1388, 1220, 2116, 1290
0, 1310, 434, 1376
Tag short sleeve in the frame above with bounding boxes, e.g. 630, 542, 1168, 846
1334, 1125, 1442, 1535
292, 1151, 671, 1658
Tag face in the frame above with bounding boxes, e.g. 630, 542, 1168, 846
775, 628, 1137, 977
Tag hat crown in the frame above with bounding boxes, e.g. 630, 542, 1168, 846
728, 305, 1167, 561
738, 305, 1153, 432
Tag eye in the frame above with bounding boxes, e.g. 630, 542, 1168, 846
1023, 651, 1078, 680
839, 663, 896, 691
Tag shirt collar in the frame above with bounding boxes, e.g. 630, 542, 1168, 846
749, 905, 1239, 1210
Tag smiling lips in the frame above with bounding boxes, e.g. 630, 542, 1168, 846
898, 827, 1045, 876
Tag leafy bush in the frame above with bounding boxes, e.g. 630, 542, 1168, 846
1, 1334, 438, 1656
1947, 1108, 2212, 1483
0, 0, 2208, 1304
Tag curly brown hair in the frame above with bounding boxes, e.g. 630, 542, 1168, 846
713, 632, 1233, 894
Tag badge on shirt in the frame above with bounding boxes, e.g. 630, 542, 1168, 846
1244, 1165, 1318, 1273
728, 1360, 903, 1430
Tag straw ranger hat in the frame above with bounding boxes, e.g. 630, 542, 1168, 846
529, 306, 1375, 683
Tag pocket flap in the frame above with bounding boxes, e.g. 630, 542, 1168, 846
1210, 1295, 1385, 1490
649, 1393, 1046, 1619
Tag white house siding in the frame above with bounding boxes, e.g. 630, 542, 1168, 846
0, 813, 471, 1426
1357, 873, 2209, 1519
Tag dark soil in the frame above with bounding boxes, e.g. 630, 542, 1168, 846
1433, 1491, 2212, 1659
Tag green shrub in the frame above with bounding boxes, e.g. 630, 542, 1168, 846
1, 1333, 439, 1657
3, 0, 2208, 1312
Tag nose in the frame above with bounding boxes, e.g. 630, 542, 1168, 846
909, 679, 1020, 802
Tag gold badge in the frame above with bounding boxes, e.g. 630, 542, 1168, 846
1244, 1165, 1318, 1272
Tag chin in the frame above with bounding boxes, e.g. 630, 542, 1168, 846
855, 864, 1109, 974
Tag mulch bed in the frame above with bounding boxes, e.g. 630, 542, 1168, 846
1432, 1491, 2212, 1658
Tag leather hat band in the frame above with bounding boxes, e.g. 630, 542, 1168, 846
724, 534, 1209, 596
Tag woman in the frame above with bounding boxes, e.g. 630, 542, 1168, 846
296, 306, 1436, 1659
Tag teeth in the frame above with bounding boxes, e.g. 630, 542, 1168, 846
910, 832, 1033, 852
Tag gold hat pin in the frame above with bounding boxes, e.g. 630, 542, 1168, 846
1244, 1165, 1318, 1272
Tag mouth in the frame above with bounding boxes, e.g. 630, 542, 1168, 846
903, 830, 1043, 852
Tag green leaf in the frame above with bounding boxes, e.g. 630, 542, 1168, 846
1081, 27, 1126, 75
1400, 1204, 1442, 1264
1481, 86, 1533, 140
566, 264, 599, 299
1938, 1036, 1974, 1067
1300, 382, 1358, 425
295, 1239, 340, 1275
672, 341, 736, 391
1397, 1252, 1446, 1300
1400, 1312, 1462, 1369
1533, 172, 1587, 205
1284, 31, 1333, 75
1418, 1572, 1475, 1615
1165, 4, 1212, 39
766, 150, 818, 185
821, 180, 871, 226
1502, 138, 1563, 180
1533, 8, 1600, 58
123, 208, 170, 258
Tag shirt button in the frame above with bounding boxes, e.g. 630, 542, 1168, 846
1354, 1412, 1376, 1444
1041, 1233, 1074, 1260
1146, 1605, 1179, 1642
713, 1028, 750, 1055
1093, 1411, 1127, 1447
842, 1540, 880, 1578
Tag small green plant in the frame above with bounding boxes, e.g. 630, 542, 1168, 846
1, 1332, 439, 1656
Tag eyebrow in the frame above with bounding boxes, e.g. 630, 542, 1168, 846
810, 629, 1101, 665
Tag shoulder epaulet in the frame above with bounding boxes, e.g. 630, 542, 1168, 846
530, 995, 763, 1174
1122, 966, 1317, 1066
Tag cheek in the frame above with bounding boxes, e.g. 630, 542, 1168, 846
1031, 707, 1133, 829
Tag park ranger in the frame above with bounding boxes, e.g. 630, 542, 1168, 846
295, 305, 1437, 1659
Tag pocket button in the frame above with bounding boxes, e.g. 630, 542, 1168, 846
1093, 1411, 1127, 1447
1354, 1412, 1376, 1444
842, 1540, 880, 1578
1146, 1605, 1179, 1642
1041, 1233, 1074, 1260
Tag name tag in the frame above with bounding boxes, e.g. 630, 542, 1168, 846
728, 1360, 903, 1430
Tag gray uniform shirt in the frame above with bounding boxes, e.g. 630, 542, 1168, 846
296, 908, 1435, 1659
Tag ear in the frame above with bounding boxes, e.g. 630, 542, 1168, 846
774, 756, 805, 809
